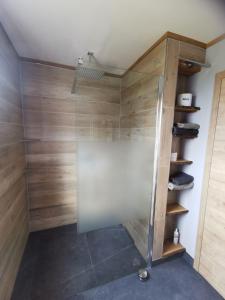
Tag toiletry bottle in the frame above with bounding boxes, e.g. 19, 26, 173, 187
173, 228, 180, 245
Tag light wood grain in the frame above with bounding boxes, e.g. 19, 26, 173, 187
166, 203, 188, 215
121, 40, 167, 260
154, 37, 206, 261
179, 41, 206, 63
162, 241, 185, 257
21, 60, 121, 231
152, 39, 180, 260
207, 33, 225, 48
125, 31, 206, 75
0, 24, 28, 300
194, 71, 225, 298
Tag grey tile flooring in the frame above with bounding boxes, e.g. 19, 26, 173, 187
11, 224, 144, 300
72, 258, 223, 300
94, 245, 145, 285
86, 225, 133, 264
12, 224, 223, 300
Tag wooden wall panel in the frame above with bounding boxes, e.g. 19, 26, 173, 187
152, 38, 206, 260
21, 62, 121, 231
195, 73, 225, 298
121, 40, 167, 260
179, 41, 206, 63
0, 25, 28, 300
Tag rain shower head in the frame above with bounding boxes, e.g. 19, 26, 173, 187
76, 66, 105, 80
76, 52, 105, 80
71, 52, 105, 93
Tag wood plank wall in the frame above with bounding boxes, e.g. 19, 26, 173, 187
121, 41, 167, 259
0, 25, 28, 299
152, 40, 206, 260
195, 73, 225, 298
21, 62, 121, 231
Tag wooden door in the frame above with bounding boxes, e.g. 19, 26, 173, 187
195, 71, 225, 297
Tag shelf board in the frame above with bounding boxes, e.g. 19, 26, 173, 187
162, 241, 185, 258
170, 159, 193, 165
175, 106, 200, 113
178, 60, 201, 76
173, 135, 198, 139
167, 203, 189, 215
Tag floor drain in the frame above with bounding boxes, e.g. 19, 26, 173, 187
138, 269, 150, 281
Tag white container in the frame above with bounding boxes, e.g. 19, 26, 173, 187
173, 228, 180, 245
171, 152, 178, 162
177, 93, 192, 107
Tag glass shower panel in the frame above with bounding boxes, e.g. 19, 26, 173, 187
77, 140, 154, 232
77, 69, 163, 265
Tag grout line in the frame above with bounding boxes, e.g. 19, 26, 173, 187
19, 60, 31, 232
83, 235, 98, 284
85, 234, 94, 267
92, 244, 134, 267
0, 121, 25, 126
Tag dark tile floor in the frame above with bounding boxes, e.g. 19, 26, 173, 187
72, 258, 223, 300
11, 224, 145, 300
12, 224, 223, 300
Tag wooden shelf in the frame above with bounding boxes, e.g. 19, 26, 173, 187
162, 241, 185, 258
178, 60, 201, 76
175, 106, 200, 113
173, 135, 198, 139
170, 159, 193, 165
167, 203, 189, 215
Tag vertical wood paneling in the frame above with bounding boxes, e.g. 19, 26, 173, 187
196, 74, 225, 298
0, 25, 28, 300
21, 62, 121, 231
152, 39, 180, 260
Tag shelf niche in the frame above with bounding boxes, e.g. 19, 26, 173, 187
162, 240, 185, 258
175, 106, 200, 113
178, 60, 201, 76
170, 159, 193, 165
167, 203, 189, 215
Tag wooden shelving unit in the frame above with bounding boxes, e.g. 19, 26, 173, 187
170, 159, 193, 165
162, 57, 201, 260
162, 240, 185, 258
173, 135, 198, 139
175, 106, 200, 113
178, 60, 201, 76
167, 203, 189, 215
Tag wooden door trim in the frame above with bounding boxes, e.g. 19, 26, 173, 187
194, 70, 225, 270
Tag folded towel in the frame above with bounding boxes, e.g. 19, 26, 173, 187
168, 182, 194, 191
170, 172, 194, 185
175, 123, 200, 130
173, 127, 199, 137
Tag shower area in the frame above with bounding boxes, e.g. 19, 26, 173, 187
12, 42, 166, 299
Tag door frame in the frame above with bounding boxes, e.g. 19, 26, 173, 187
194, 70, 225, 270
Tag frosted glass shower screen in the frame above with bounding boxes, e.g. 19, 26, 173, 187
77, 71, 162, 236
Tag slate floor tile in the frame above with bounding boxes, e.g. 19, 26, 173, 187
86, 226, 133, 265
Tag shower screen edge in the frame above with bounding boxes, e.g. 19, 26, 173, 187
147, 75, 165, 268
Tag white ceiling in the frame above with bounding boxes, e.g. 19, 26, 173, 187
0, 0, 225, 70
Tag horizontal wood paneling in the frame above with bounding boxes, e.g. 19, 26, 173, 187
0, 25, 28, 300
179, 41, 206, 63
21, 61, 121, 231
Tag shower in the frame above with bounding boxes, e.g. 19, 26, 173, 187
71, 52, 106, 93
71, 51, 124, 93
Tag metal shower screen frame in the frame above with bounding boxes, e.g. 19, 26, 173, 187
147, 75, 164, 267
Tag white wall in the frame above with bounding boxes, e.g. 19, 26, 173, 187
177, 39, 225, 258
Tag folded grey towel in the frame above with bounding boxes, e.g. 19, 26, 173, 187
175, 123, 200, 130
170, 172, 194, 185
168, 182, 194, 191
173, 127, 199, 137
